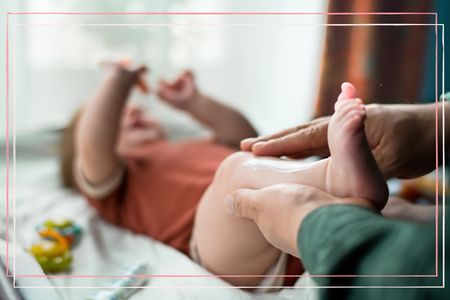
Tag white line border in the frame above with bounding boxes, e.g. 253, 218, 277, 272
5, 14, 446, 289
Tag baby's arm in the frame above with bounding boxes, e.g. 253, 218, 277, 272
76, 66, 145, 186
157, 71, 257, 148
186, 94, 258, 148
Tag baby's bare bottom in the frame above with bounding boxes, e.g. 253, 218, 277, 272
192, 152, 329, 287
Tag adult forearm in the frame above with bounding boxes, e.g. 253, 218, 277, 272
76, 69, 136, 184
298, 205, 440, 299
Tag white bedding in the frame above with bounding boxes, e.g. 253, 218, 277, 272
0, 133, 318, 300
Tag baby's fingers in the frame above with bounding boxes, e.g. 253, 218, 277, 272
134, 66, 149, 94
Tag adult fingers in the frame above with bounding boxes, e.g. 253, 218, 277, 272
240, 117, 327, 152
240, 126, 300, 151
225, 188, 262, 220
251, 121, 328, 157
284, 148, 330, 159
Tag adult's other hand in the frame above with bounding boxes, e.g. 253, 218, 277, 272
226, 183, 374, 257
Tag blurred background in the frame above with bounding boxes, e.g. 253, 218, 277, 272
0, 0, 447, 142
0, 0, 446, 203
0, 0, 328, 140
0, 1, 448, 297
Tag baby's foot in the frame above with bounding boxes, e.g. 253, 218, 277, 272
327, 96, 388, 209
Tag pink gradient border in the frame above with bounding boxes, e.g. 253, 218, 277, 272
4, 11, 445, 289
4, 11, 10, 277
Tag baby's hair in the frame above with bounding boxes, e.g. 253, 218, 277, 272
59, 107, 84, 189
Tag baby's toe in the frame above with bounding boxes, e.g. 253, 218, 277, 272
342, 112, 364, 133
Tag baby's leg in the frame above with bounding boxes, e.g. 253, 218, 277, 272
193, 98, 388, 287
193, 153, 328, 286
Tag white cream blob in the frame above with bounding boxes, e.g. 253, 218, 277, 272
243, 157, 323, 173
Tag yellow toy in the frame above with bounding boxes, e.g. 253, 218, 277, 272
29, 228, 72, 273
37, 218, 82, 247
30, 218, 82, 273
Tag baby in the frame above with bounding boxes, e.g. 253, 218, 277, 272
60, 63, 387, 289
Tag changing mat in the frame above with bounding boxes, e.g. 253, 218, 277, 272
0, 136, 318, 300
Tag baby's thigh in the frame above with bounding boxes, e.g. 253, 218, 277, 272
192, 152, 281, 287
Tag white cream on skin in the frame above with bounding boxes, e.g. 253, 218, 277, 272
243, 157, 323, 174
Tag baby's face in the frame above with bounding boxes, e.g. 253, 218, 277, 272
117, 105, 166, 155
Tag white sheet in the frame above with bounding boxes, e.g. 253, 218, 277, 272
0, 137, 318, 300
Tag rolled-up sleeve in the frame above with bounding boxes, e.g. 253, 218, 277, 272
73, 158, 125, 199
298, 204, 447, 300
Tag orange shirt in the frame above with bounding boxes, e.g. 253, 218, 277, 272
82, 139, 234, 256
79, 139, 303, 283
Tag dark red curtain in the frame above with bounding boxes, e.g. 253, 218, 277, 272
314, 0, 434, 117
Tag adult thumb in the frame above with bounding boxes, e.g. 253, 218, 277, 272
225, 188, 260, 220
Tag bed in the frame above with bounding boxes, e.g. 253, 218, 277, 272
0, 130, 318, 300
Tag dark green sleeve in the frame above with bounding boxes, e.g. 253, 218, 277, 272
298, 204, 447, 300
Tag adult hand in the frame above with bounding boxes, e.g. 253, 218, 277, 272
156, 70, 200, 110
240, 116, 331, 159
240, 82, 356, 158
226, 183, 375, 257
241, 83, 440, 179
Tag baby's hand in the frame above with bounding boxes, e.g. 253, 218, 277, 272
156, 70, 200, 110
100, 60, 149, 94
